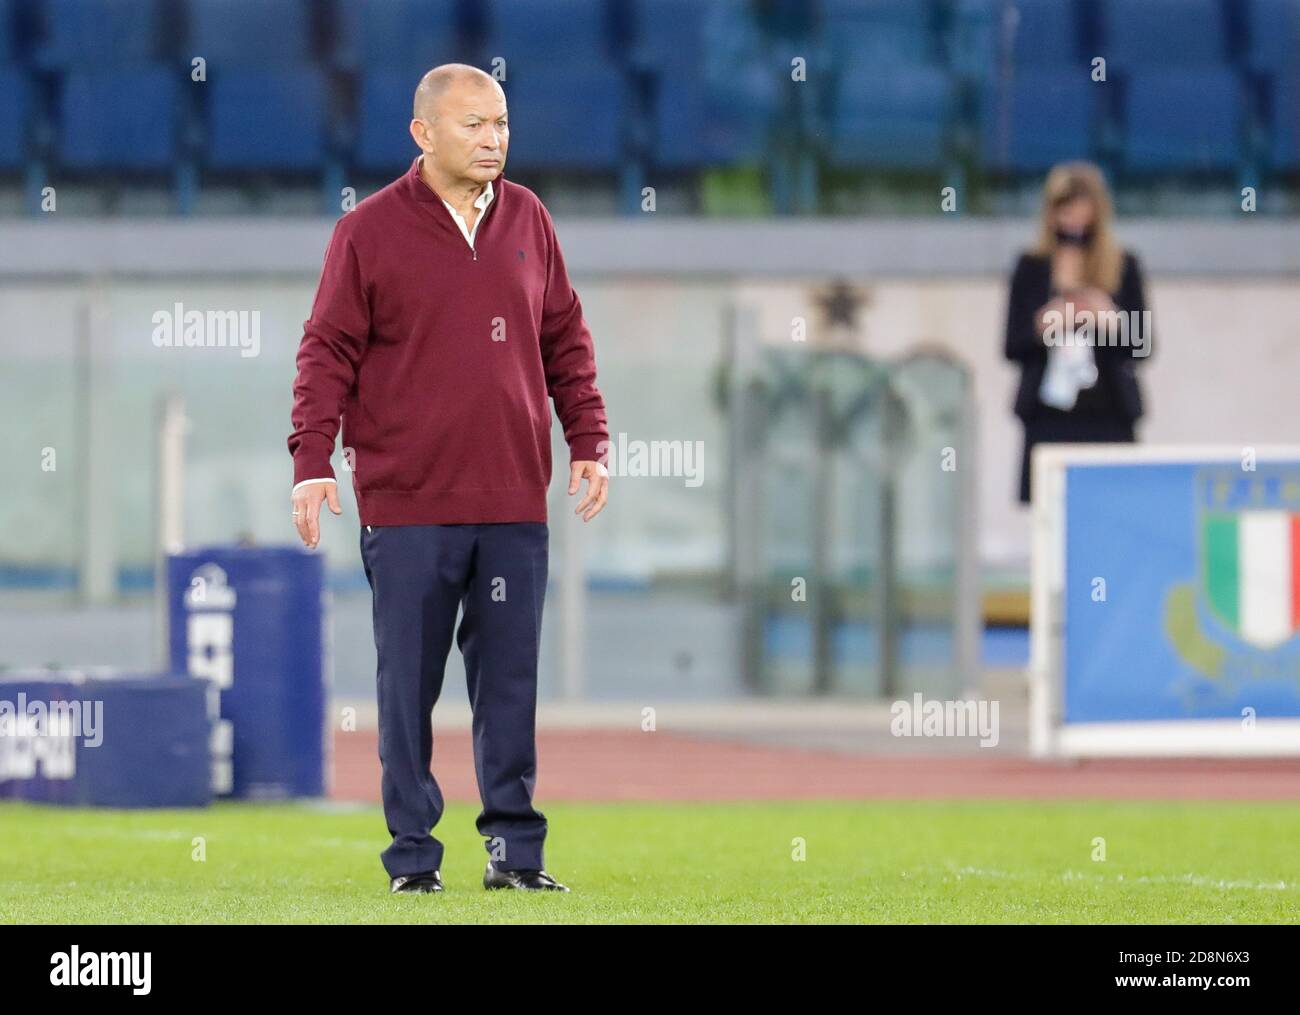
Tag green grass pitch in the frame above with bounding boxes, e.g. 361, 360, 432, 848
2, 799, 1298, 923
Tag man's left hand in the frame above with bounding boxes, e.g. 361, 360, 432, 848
569, 460, 608, 522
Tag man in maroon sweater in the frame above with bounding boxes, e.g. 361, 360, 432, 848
287, 64, 608, 895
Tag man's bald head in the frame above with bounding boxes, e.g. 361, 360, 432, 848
413, 63, 502, 121
408, 63, 509, 193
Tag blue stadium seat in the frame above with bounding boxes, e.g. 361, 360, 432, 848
497, 63, 626, 171
355, 68, 423, 173
638, 0, 778, 169
59, 68, 178, 170
1121, 69, 1242, 173
206, 68, 326, 171
829, 63, 954, 169
188, 0, 313, 66
1101, 0, 1226, 70
484, 0, 610, 66
633, 0, 778, 178
1246, 0, 1300, 74
336, 0, 458, 70
652, 64, 775, 169
632, 0, 702, 67
40, 0, 159, 67
631, 0, 755, 70
1268, 70, 1300, 172
980, 70, 1096, 172
821, 0, 937, 67
0, 67, 28, 168
951, 0, 1082, 75
0, 0, 12, 62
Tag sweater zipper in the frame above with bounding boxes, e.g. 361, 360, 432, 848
469, 182, 500, 262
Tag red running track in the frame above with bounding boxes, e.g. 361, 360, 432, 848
330, 729, 1300, 802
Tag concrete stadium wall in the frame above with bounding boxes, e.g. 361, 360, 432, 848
1, 216, 1297, 573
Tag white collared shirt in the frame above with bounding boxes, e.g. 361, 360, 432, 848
441, 179, 494, 251
291, 178, 495, 496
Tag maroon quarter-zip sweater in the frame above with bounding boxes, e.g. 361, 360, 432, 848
288, 158, 609, 526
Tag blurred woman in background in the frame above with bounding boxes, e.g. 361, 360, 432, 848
1005, 162, 1152, 504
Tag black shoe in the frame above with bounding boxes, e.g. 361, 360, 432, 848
390, 870, 443, 893
483, 862, 570, 892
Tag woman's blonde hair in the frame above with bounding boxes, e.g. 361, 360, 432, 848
1035, 161, 1123, 293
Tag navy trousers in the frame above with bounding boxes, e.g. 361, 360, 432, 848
359, 521, 549, 878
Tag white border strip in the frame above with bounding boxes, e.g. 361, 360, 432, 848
1033, 444, 1300, 466
1058, 721, 1300, 757
1029, 443, 1068, 757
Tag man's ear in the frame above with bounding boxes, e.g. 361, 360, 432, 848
409, 118, 432, 154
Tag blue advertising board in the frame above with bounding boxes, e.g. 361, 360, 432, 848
0, 674, 211, 807
1065, 461, 1300, 722
167, 547, 327, 798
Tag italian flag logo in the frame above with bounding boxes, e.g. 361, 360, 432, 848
1203, 510, 1300, 650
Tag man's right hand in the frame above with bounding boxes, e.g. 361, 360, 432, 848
292, 481, 342, 549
